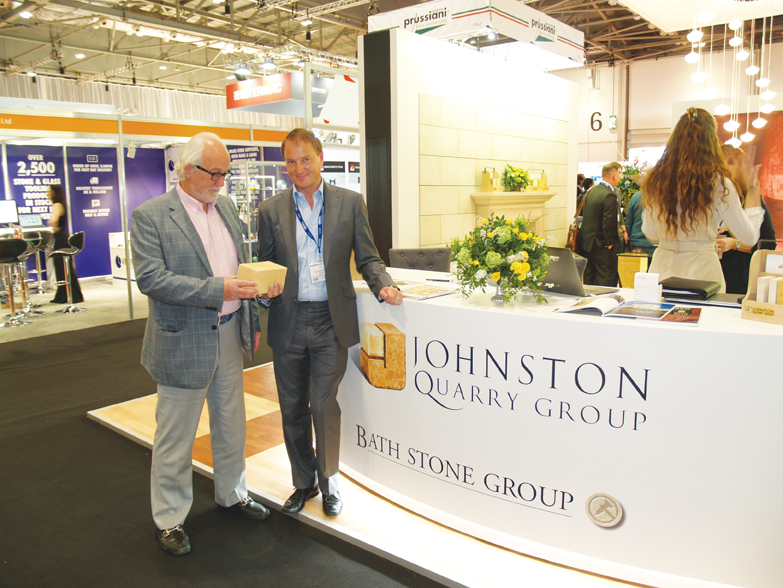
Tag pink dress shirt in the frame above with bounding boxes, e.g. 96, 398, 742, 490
177, 183, 240, 317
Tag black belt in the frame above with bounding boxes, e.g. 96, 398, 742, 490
218, 310, 238, 325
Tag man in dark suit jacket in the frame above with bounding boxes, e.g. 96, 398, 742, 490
257, 128, 403, 517
579, 162, 623, 286
131, 133, 281, 556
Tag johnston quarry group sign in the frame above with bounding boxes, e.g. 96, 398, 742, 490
339, 290, 783, 588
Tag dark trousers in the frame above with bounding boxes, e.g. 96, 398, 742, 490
272, 301, 346, 496
584, 245, 618, 287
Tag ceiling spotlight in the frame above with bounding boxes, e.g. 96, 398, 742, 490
486, 27, 497, 41
306, 28, 311, 41
761, 90, 776, 101
691, 70, 707, 83
27, 71, 36, 77
296, 59, 306, 67
684, 51, 700, 64
755, 77, 770, 88
222, 43, 234, 54
301, 12, 313, 26
75, 53, 85, 59
213, 0, 221, 3
715, 103, 731, 116
745, 64, 760, 76
20, 11, 32, 18
226, 74, 236, 80
728, 20, 742, 31
740, 131, 755, 143
760, 103, 775, 114
261, 58, 275, 70
723, 119, 740, 132
703, 87, 718, 99
752, 117, 767, 129
687, 29, 703, 43
697, 10, 713, 24
729, 36, 742, 47
736, 49, 749, 61
159, 65, 167, 70
234, 63, 250, 75
225, 1, 230, 15
726, 136, 742, 148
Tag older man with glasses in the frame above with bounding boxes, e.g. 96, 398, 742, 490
130, 132, 283, 555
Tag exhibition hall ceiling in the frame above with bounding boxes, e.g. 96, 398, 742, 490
0, 0, 781, 96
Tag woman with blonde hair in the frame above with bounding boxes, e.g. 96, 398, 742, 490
717, 144, 776, 294
641, 107, 763, 292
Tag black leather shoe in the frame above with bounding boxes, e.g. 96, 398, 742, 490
221, 496, 270, 520
157, 525, 191, 556
281, 486, 320, 514
322, 491, 342, 517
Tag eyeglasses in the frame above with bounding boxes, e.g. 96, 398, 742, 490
195, 164, 232, 182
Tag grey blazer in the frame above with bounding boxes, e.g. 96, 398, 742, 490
131, 188, 258, 389
257, 183, 394, 353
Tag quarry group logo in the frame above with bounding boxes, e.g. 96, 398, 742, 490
359, 322, 405, 390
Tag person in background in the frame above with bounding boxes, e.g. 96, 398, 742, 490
716, 144, 776, 295
642, 107, 763, 292
579, 163, 622, 286
131, 132, 282, 556
576, 173, 585, 201
47, 184, 83, 304
256, 128, 402, 518
624, 190, 657, 259
577, 177, 594, 210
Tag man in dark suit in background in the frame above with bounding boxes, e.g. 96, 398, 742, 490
579, 162, 623, 286
257, 128, 403, 517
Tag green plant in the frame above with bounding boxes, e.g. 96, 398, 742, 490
449, 212, 549, 303
617, 156, 646, 213
501, 164, 532, 192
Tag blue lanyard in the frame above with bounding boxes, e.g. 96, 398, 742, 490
294, 198, 323, 254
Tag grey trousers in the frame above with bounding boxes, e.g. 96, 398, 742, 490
273, 301, 346, 496
150, 316, 248, 530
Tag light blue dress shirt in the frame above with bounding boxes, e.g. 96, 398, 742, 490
293, 181, 328, 302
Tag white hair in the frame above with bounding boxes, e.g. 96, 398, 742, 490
174, 132, 228, 180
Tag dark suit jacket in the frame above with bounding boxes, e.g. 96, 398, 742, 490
131, 189, 258, 389
579, 184, 620, 253
256, 183, 394, 353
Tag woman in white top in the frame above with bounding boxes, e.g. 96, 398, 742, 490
641, 107, 763, 292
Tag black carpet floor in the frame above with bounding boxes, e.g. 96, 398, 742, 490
0, 320, 447, 588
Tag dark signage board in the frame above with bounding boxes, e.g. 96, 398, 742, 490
67, 147, 122, 278
349, 161, 360, 173
227, 145, 261, 162
323, 161, 346, 173
5, 145, 64, 225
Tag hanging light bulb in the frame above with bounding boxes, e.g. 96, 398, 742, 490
728, 20, 742, 31
687, 29, 703, 43
756, 77, 770, 88
729, 36, 743, 47
745, 64, 760, 75
736, 48, 749, 61
703, 87, 718, 99
692, 70, 707, 82
760, 103, 775, 114
761, 90, 776, 101
740, 131, 755, 142
715, 103, 731, 116
726, 136, 743, 148
685, 50, 700, 64
752, 117, 767, 128
698, 10, 713, 24
724, 119, 740, 132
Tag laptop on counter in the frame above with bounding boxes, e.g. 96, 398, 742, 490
18, 213, 45, 228
541, 247, 619, 297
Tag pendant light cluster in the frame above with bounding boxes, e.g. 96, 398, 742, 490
685, 1, 776, 147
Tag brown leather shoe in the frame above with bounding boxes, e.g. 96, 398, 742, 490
281, 486, 320, 514
157, 525, 191, 555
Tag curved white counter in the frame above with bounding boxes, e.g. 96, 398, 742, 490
339, 269, 782, 588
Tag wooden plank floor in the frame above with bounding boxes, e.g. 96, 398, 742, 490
88, 363, 634, 588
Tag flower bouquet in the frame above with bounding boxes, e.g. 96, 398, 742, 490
501, 164, 532, 192
449, 212, 550, 304
617, 156, 646, 214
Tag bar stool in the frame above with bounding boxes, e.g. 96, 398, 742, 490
28, 230, 53, 295
48, 231, 86, 314
16, 232, 45, 317
0, 238, 32, 328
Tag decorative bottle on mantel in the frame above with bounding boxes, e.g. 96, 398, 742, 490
538, 170, 548, 191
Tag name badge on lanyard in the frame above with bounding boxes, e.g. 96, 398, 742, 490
294, 199, 325, 284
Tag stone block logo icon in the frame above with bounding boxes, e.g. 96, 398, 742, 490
359, 322, 405, 390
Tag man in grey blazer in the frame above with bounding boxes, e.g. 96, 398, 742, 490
131, 132, 281, 556
257, 128, 402, 517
